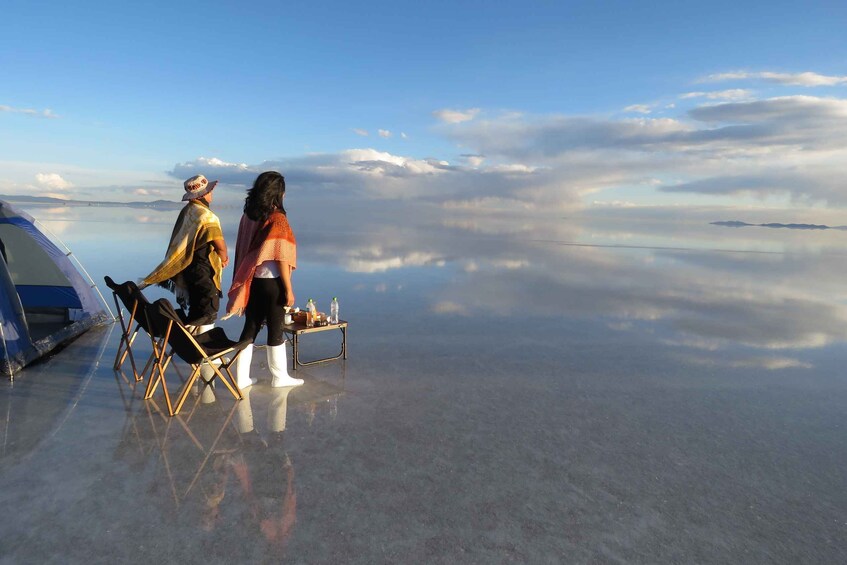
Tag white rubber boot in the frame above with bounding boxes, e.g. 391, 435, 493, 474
234, 386, 254, 433
235, 344, 258, 390
268, 386, 293, 432
268, 343, 303, 388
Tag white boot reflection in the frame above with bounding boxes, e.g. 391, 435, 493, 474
200, 382, 216, 404
235, 386, 254, 434
268, 386, 294, 433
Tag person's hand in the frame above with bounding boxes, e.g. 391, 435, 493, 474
220, 253, 229, 268
285, 290, 295, 307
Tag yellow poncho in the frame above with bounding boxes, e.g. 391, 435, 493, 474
142, 200, 224, 292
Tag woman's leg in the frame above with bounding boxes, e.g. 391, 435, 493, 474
265, 278, 302, 387
236, 279, 273, 388
266, 278, 287, 347
239, 279, 272, 342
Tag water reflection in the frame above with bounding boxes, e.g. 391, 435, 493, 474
22, 201, 847, 375
113, 362, 343, 553
5, 202, 847, 560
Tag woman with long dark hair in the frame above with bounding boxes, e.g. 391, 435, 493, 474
227, 171, 303, 388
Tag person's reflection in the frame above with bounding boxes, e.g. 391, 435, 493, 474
227, 385, 298, 549
114, 381, 298, 548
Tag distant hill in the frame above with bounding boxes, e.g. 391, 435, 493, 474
0, 195, 69, 204
711, 220, 847, 231
0, 194, 183, 210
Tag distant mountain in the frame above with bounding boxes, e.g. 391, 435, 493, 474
711, 220, 847, 230
0, 195, 69, 204
0, 194, 183, 210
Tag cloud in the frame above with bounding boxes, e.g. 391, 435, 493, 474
166, 74, 847, 212
378, 129, 392, 138
432, 108, 481, 124
623, 104, 652, 114
0, 104, 59, 118
437, 93, 847, 206
680, 89, 753, 100
400, 132, 408, 139
353, 128, 369, 136
34, 173, 73, 190
702, 70, 847, 87
460, 154, 485, 168
132, 188, 167, 197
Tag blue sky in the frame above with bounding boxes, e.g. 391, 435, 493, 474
3, 0, 847, 214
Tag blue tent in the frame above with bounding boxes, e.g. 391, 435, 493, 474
0, 200, 111, 378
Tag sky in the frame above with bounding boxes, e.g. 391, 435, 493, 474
2, 0, 847, 217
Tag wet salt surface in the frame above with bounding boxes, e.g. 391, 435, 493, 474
1, 203, 846, 563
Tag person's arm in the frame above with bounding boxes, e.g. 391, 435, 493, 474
211, 238, 229, 267
278, 261, 294, 306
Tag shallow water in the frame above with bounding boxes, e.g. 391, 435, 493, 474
1, 202, 846, 563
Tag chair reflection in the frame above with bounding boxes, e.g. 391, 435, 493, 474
113, 370, 344, 548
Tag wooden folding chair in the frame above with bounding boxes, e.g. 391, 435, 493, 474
104, 276, 148, 381
145, 298, 252, 416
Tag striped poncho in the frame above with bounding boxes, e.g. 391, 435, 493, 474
141, 200, 224, 293
226, 210, 297, 316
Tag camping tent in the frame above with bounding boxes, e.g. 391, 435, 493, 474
0, 200, 111, 378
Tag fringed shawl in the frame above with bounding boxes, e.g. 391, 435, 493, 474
226, 210, 297, 316
141, 200, 224, 292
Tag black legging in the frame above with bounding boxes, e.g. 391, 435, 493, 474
240, 277, 287, 346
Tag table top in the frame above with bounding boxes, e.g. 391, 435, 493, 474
282, 320, 348, 334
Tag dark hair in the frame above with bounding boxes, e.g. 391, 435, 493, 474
244, 171, 286, 222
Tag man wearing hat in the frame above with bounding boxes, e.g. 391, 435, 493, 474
141, 174, 229, 329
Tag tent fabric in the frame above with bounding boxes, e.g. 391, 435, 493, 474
0, 200, 110, 377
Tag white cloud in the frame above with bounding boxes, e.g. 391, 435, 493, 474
460, 154, 485, 168
400, 132, 408, 139
0, 104, 59, 118
680, 89, 753, 100
702, 70, 847, 87
623, 104, 652, 114
166, 75, 847, 212
353, 128, 369, 136
34, 173, 73, 190
378, 129, 392, 138
432, 108, 481, 124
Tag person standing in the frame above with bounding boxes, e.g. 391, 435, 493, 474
227, 171, 303, 389
141, 174, 228, 331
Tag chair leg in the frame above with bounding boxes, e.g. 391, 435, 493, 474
117, 328, 142, 381
113, 297, 142, 380
172, 365, 203, 416
215, 363, 243, 401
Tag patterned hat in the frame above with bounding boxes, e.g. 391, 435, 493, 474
182, 174, 219, 201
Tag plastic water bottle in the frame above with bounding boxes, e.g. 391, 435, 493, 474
330, 297, 339, 324
307, 298, 317, 327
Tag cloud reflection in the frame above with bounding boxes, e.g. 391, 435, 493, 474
307, 210, 847, 367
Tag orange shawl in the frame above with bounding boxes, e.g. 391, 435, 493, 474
226, 211, 297, 316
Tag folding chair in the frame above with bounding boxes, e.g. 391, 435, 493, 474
145, 298, 252, 416
104, 276, 149, 381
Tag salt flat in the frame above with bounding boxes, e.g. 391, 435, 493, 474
1, 204, 845, 563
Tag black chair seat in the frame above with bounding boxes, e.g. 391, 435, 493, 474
145, 298, 250, 416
